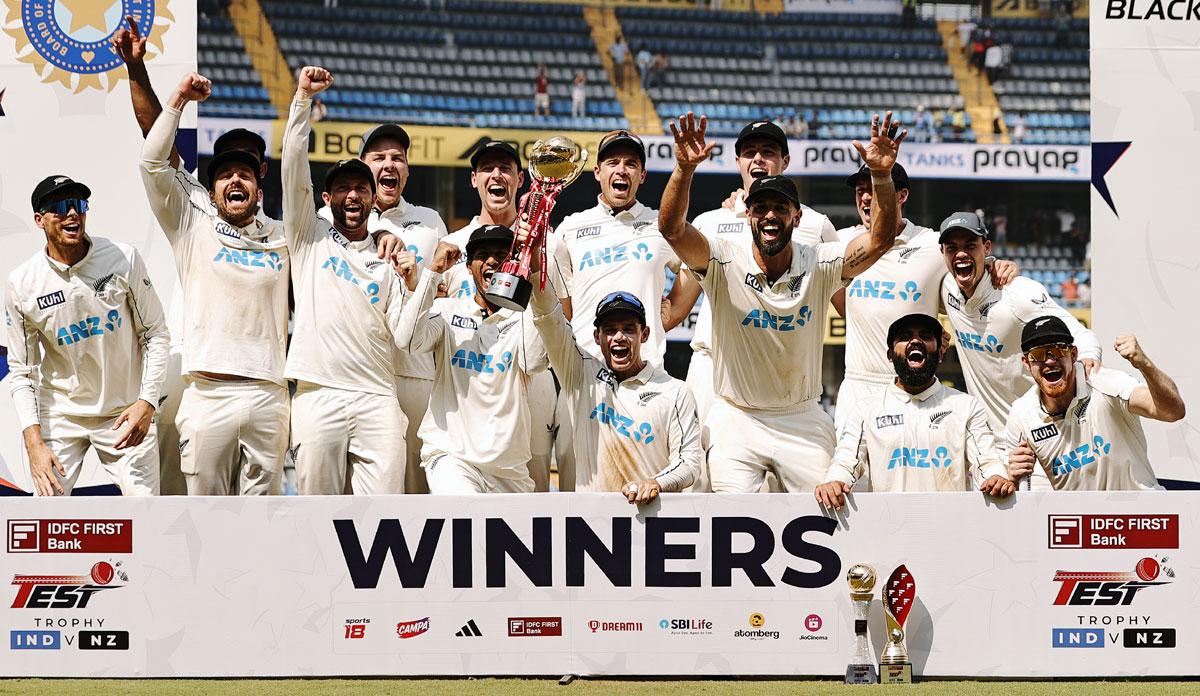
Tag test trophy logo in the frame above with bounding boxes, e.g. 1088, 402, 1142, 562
844, 563, 878, 684
3, 0, 176, 93
881, 564, 916, 684
484, 136, 587, 310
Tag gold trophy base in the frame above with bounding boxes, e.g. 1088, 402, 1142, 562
484, 272, 532, 312
844, 664, 878, 685
880, 662, 913, 684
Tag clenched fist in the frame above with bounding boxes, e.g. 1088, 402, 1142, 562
298, 66, 333, 97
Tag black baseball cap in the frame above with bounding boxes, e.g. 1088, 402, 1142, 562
213, 127, 267, 160
938, 211, 989, 244
465, 224, 514, 258
358, 123, 410, 157
1021, 316, 1074, 353
206, 150, 262, 190
324, 158, 377, 193
844, 162, 910, 190
597, 130, 646, 165
744, 175, 800, 208
887, 313, 944, 348
470, 140, 521, 170
735, 120, 789, 156
594, 290, 646, 327
31, 175, 91, 212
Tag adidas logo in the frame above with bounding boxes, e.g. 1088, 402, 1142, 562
455, 620, 482, 637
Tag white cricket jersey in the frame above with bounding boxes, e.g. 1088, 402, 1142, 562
827, 381, 1007, 491
689, 194, 836, 354
552, 198, 681, 365
400, 269, 549, 478
941, 274, 1101, 433
282, 97, 411, 397
697, 235, 846, 411
530, 291, 701, 492
141, 106, 290, 385
320, 199, 445, 382
836, 221, 943, 383
1005, 365, 1161, 491
5, 237, 169, 430
443, 218, 480, 300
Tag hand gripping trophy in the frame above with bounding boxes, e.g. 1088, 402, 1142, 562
845, 564, 879, 684
484, 136, 588, 310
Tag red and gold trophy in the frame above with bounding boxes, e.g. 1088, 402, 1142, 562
880, 564, 916, 684
484, 136, 588, 310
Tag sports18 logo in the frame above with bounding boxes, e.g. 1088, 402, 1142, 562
1052, 557, 1172, 606
11, 562, 126, 609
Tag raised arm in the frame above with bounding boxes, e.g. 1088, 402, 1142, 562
658, 113, 714, 273
282, 66, 333, 249
663, 269, 700, 331
112, 16, 180, 168
528, 227, 586, 389
139, 73, 210, 241
841, 112, 907, 280
1116, 334, 1186, 422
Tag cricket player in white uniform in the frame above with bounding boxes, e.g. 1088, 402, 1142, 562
5, 176, 169, 496
1005, 318, 1185, 491
666, 120, 837, 449
315, 124, 445, 494
139, 73, 290, 496
283, 67, 412, 494
527, 241, 701, 499
398, 226, 549, 494
440, 141, 556, 491
831, 167, 1019, 434
938, 212, 1101, 434
659, 112, 906, 493
815, 313, 1014, 508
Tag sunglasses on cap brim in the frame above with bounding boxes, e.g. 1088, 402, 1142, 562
40, 198, 89, 216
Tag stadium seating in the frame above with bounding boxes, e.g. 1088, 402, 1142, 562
198, 12, 277, 120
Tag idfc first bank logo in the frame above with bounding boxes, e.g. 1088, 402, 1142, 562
8, 519, 133, 553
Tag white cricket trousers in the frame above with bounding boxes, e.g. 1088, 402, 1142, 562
707, 397, 836, 493
38, 411, 160, 496
423, 453, 535, 494
177, 376, 289, 495
396, 375, 433, 494
291, 382, 407, 495
527, 369, 555, 491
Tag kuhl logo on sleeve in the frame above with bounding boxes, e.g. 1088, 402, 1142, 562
451, 315, 479, 331
577, 226, 601, 238
36, 291, 65, 310
1032, 423, 1060, 442
876, 414, 904, 429
744, 273, 764, 293
716, 223, 742, 235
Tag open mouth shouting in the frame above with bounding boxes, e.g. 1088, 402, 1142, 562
759, 218, 784, 244
952, 255, 975, 284
377, 172, 399, 198
749, 164, 769, 180
486, 182, 508, 203
608, 340, 632, 366
61, 219, 83, 240
1039, 363, 1066, 388
610, 178, 631, 197
905, 342, 928, 371
226, 188, 249, 206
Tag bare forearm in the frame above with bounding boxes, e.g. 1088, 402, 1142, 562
868, 175, 899, 251
128, 66, 163, 136
659, 166, 695, 243
1140, 360, 1186, 421
21, 424, 45, 450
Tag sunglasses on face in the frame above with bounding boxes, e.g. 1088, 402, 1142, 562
749, 201, 792, 217
41, 198, 89, 216
1026, 343, 1072, 363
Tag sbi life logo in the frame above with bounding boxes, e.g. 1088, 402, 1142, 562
955, 330, 1005, 354
578, 243, 655, 269
1052, 435, 1113, 477
589, 402, 655, 445
847, 279, 923, 302
56, 310, 122, 346
887, 446, 952, 470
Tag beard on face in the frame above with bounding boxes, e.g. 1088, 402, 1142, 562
891, 345, 940, 389
752, 220, 792, 258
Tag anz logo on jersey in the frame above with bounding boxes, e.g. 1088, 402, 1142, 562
956, 330, 1006, 354
56, 310, 122, 346
321, 256, 382, 304
1052, 435, 1113, 477
406, 244, 425, 264
589, 402, 655, 445
847, 278, 923, 302
451, 279, 476, 299
577, 243, 655, 269
214, 247, 284, 272
741, 306, 812, 331
451, 349, 514, 375
887, 446, 952, 470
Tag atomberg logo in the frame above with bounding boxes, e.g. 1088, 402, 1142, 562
11, 562, 127, 609
734, 612, 779, 640
1052, 557, 1173, 606
395, 617, 430, 639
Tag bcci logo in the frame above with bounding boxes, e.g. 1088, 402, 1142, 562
3, 0, 175, 92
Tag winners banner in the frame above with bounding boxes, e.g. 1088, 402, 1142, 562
1, 492, 1193, 677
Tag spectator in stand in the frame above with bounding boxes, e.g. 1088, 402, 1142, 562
957, 21, 975, 54
648, 51, 669, 88
949, 106, 968, 140
571, 70, 587, 119
1011, 113, 1027, 143
1078, 277, 1091, 306
609, 36, 630, 90
913, 104, 934, 143
1061, 274, 1079, 306
985, 41, 1003, 83
970, 29, 986, 74
534, 64, 550, 117
901, 0, 918, 30
636, 48, 653, 89
310, 97, 327, 124
808, 111, 822, 137
1054, 6, 1072, 49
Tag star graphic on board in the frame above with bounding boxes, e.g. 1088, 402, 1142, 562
59, 0, 116, 34
1091, 141, 1131, 218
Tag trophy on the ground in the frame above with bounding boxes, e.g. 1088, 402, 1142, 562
484, 136, 587, 310
880, 564, 916, 684
845, 563, 879, 685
